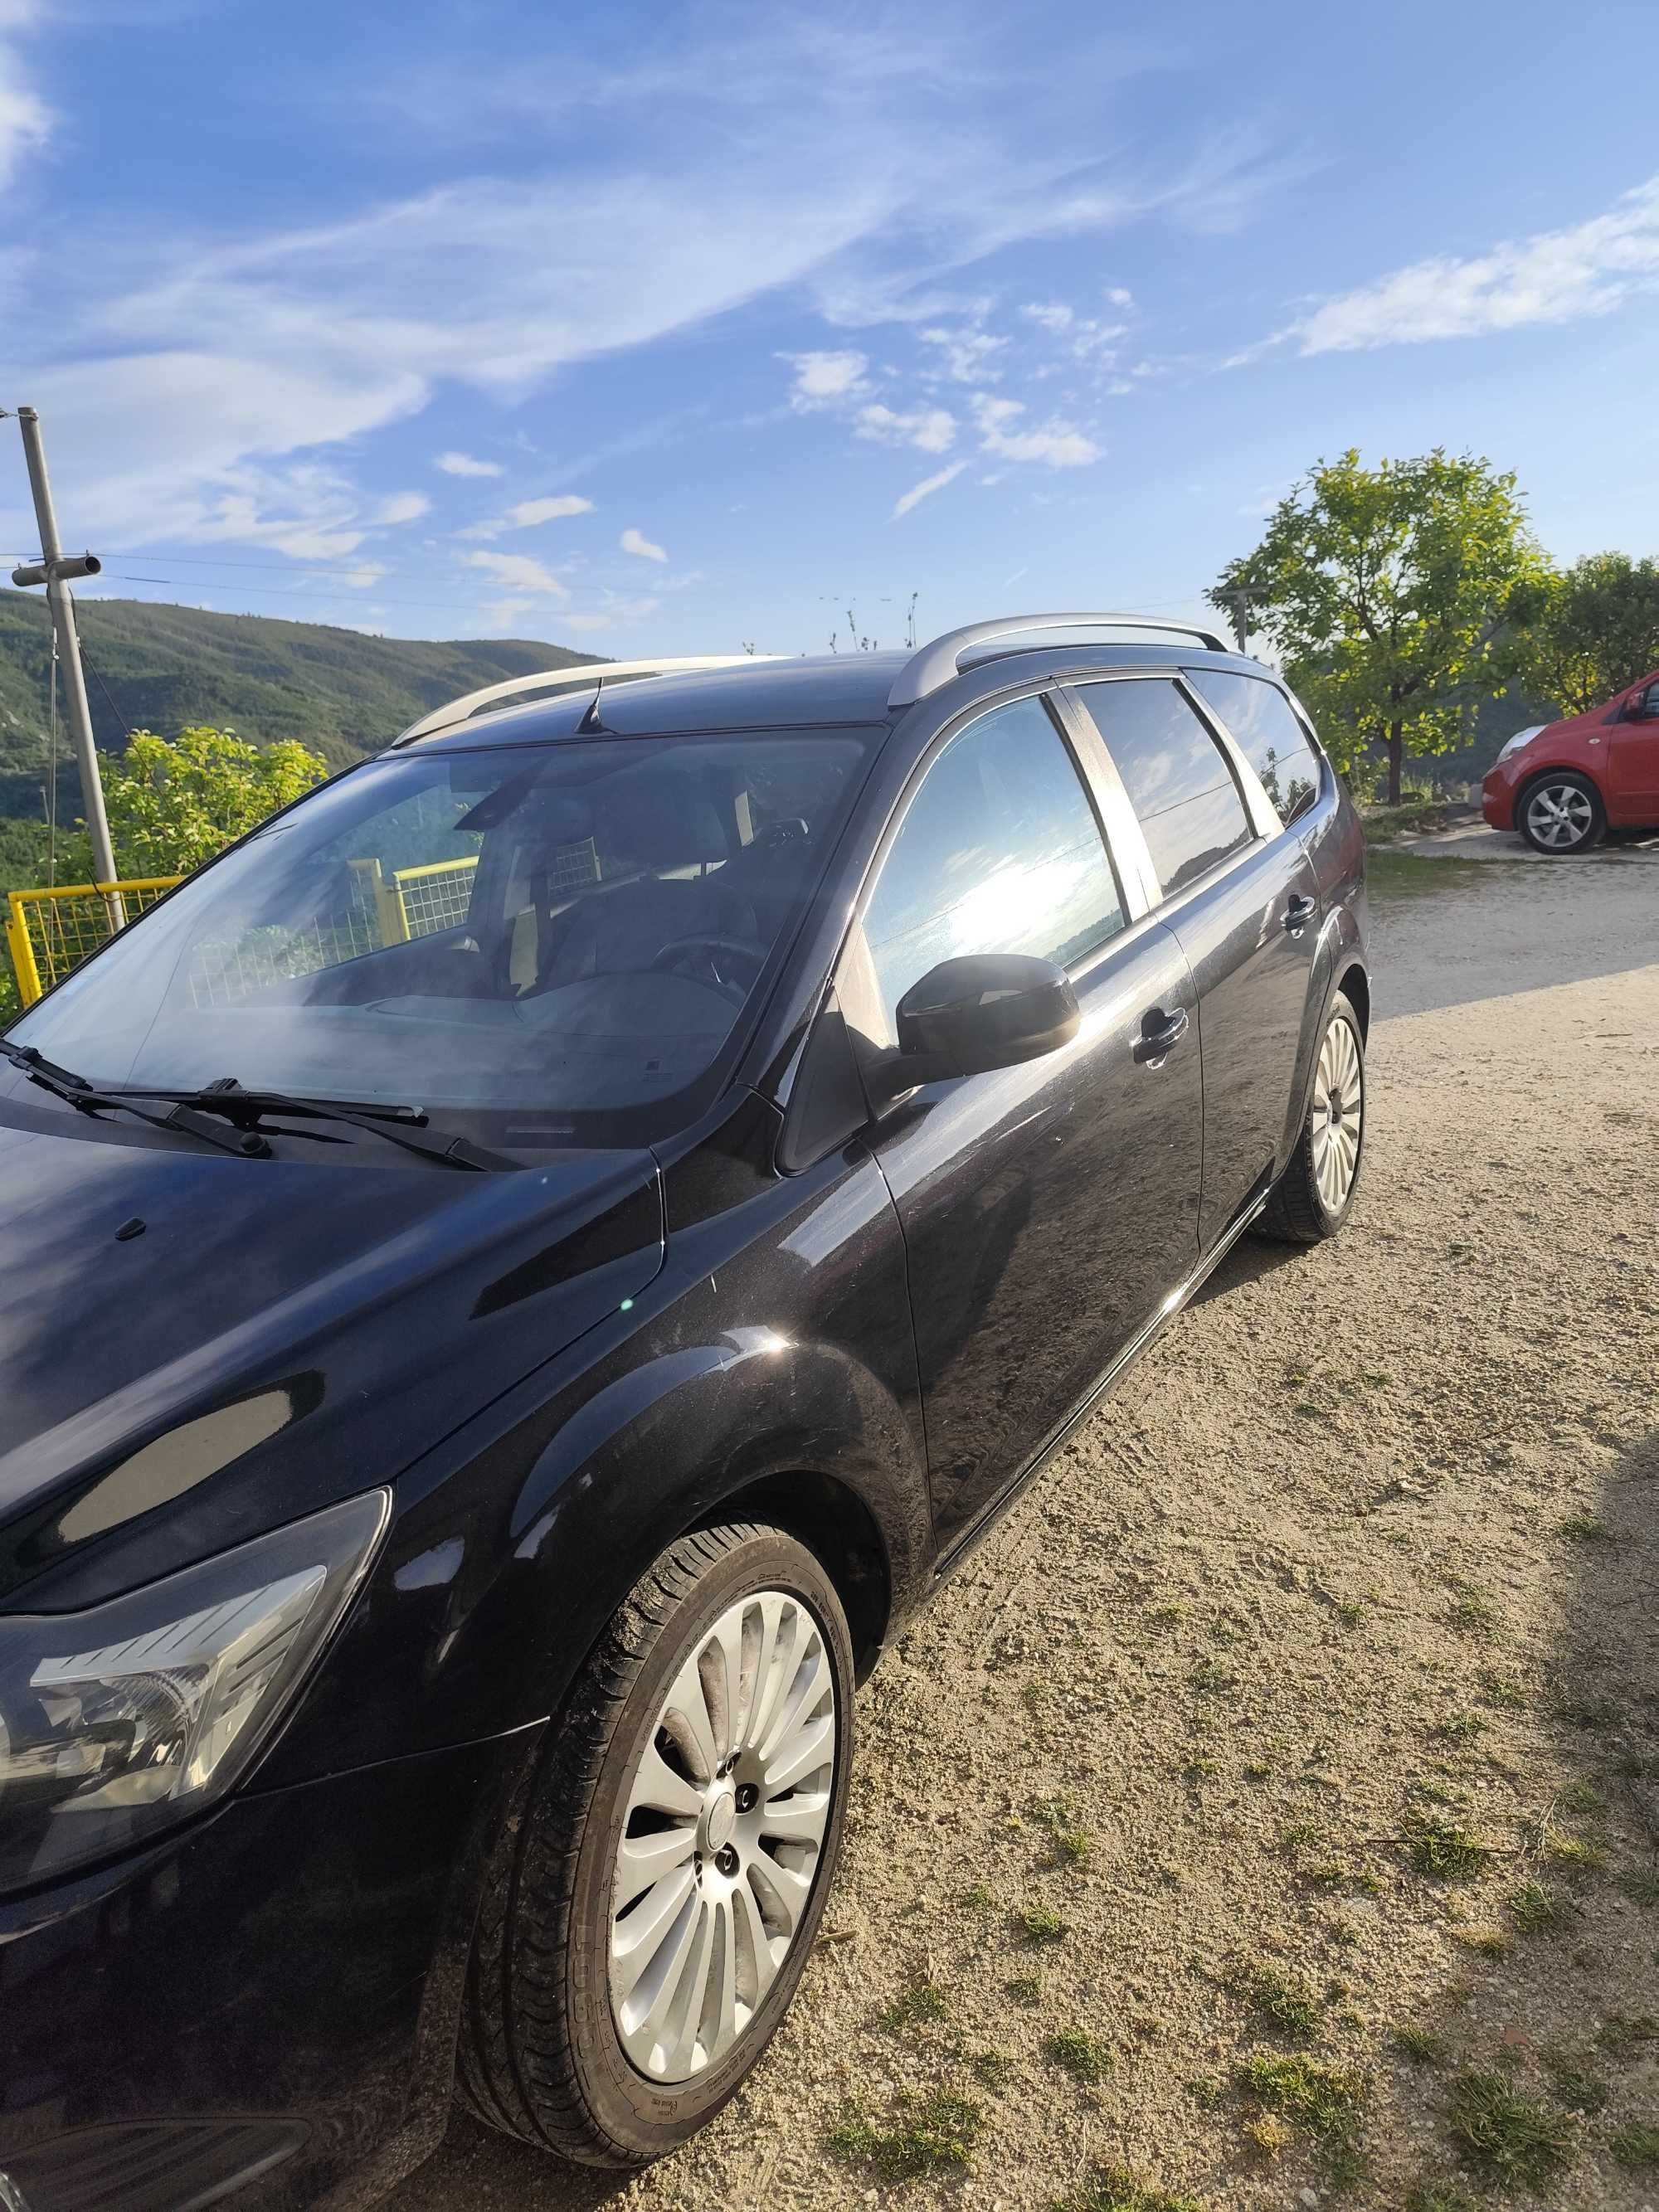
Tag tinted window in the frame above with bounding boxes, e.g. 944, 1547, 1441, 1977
1076, 679, 1252, 897
8, 732, 871, 1148
861, 696, 1126, 1027
1187, 670, 1322, 827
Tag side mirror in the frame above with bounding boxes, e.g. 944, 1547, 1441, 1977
895, 953, 1079, 1080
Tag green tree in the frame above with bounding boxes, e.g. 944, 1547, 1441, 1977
1211, 450, 1545, 804
1510, 552, 1659, 717
102, 726, 329, 877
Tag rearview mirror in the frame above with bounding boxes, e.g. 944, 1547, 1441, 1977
895, 953, 1080, 1080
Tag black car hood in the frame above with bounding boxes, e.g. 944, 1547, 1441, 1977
0, 1090, 663, 1606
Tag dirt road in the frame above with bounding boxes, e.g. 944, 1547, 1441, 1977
391, 853, 1659, 2212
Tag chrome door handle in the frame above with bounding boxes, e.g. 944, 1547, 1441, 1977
1133, 1006, 1190, 1063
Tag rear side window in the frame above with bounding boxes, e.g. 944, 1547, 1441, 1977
1074, 679, 1252, 898
859, 694, 1126, 1028
1187, 671, 1322, 828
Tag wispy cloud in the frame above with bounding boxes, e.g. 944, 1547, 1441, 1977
0, 4, 50, 191
460, 492, 595, 540
620, 526, 666, 562
461, 549, 567, 596
855, 401, 956, 455
970, 392, 1099, 467
918, 325, 1006, 385
781, 349, 872, 409
893, 460, 967, 518
373, 490, 431, 525
1271, 176, 1659, 354
435, 450, 503, 477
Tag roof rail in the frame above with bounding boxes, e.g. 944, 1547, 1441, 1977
888, 612, 1231, 709
397, 654, 781, 744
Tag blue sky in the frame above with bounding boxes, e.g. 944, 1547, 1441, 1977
2, 0, 1657, 662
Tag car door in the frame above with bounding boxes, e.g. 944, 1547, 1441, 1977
1068, 674, 1321, 1251
1607, 677, 1659, 819
833, 689, 1203, 1550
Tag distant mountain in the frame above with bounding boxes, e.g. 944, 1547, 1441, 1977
0, 591, 599, 817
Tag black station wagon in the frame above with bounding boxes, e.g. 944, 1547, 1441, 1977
0, 615, 1369, 2208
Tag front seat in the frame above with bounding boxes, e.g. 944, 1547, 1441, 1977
529, 776, 739, 993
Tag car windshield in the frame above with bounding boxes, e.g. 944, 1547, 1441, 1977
6, 730, 874, 1149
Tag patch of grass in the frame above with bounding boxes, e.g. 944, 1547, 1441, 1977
1335, 1600, 1365, 1626
1447, 2069, 1577, 2192
1186, 2073, 1223, 2108
971, 2049, 1012, 2087
1277, 1818, 1327, 1853
1185, 1756, 1219, 1779
1394, 2025, 1445, 2064
959, 1881, 995, 1914
1508, 1880, 1565, 1935
1621, 1868, 1659, 1907
1190, 1658, 1236, 1693
1237, 1963, 1321, 2041
1454, 1924, 1510, 1959
1149, 1601, 1189, 1627
1404, 2187, 1480, 2212
882, 1981, 949, 2030
1545, 1832, 1606, 1871
1478, 1671, 1526, 1710
1244, 2112, 1293, 2157
1447, 1585, 1499, 1637
1017, 1901, 1068, 1945
1243, 1757, 1272, 1780
1238, 2053, 1367, 2170
1545, 2061, 1608, 2116
1053, 2164, 1206, 2212
1005, 1972, 1042, 2003
1433, 1713, 1487, 1741
1407, 1811, 1493, 1879
1557, 1779, 1606, 1820
828, 2088, 985, 2180
1610, 2122, 1659, 2172
1047, 2026, 1112, 2083
1559, 1513, 1609, 1542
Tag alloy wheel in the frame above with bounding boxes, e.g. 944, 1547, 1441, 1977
1524, 780, 1594, 851
1310, 1014, 1363, 1215
609, 1589, 837, 2083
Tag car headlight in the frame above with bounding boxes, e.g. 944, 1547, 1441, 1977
1494, 726, 1544, 766
0, 1487, 389, 1892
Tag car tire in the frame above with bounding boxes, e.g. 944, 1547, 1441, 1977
1257, 989, 1365, 1246
1515, 770, 1605, 855
457, 1520, 854, 2170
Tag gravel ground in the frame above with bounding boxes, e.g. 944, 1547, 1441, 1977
391, 853, 1659, 2212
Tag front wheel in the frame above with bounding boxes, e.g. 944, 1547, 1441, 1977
458, 1522, 854, 2170
1517, 771, 1605, 855
1257, 990, 1365, 1244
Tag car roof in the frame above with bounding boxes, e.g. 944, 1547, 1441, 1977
388, 641, 1274, 753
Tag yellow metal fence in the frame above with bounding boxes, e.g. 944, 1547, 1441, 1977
5, 853, 481, 1010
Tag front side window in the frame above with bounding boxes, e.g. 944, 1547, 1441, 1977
1075, 679, 1253, 898
7, 731, 872, 1148
1186, 670, 1322, 828
856, 695, 1126, 1034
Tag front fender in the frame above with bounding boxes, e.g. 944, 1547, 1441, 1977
260, 1148, 928, 1787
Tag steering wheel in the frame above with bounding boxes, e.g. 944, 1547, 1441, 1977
649, 934, 765, 1005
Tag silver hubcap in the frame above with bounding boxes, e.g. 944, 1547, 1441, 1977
1310, 1014, 1362, 1214
1525, 782, 1593, 849
609, 1589, 836, 2083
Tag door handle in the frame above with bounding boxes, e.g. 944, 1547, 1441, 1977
1133, 1006, 1190, 1063
1284, 894, 1317, 936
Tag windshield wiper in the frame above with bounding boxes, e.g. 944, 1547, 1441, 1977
119, 1077, 513, 1172
1, 1042, 274, 1159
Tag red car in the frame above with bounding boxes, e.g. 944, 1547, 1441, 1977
1483, 667, 1659, 853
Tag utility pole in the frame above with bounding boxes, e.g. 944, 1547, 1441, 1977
1219, 587, 1253, 656
3, 406, 120, 896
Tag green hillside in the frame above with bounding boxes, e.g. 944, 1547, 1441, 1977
0, 591, 598, 816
